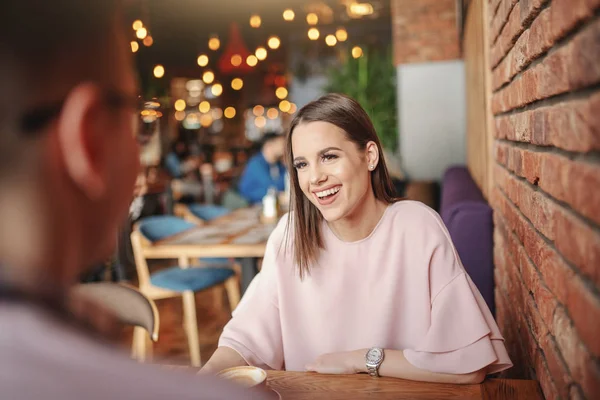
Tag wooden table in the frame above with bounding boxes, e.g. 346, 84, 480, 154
153, 207, 277, 293
169, 368, 541, 400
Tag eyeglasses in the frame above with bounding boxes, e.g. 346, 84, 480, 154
19, 89, 140, 136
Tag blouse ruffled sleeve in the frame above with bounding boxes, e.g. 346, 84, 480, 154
217, 219, 287, 370
403, 208, 512, 375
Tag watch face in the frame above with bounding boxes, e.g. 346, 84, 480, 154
366, 348, 383, 364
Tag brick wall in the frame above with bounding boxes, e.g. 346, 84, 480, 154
489, 0, 600, 399
390, 0, 460, 65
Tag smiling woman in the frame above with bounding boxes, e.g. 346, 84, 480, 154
203, 94, 512, 384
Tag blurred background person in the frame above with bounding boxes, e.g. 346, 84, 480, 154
237, 132, 287, 205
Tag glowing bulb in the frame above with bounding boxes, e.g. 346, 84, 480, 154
197, 54, 209, 67
202, 71, 215, 84
231, 78, 244, 90
213, 108, 223, 119
224, 107, 236, 119
306, 13, 318, 25
143, 36, 153, 47
308, 28, 320, 40
275, 87, 288, 100
267, 36, 280, 50
153, 65, 164, 78
175, 110, 186, 121
289, 103, 297, 114
208, 36, 220, 51
174, 99, 186, 112
351, 46, 363, 58
231, 54, 242, 66
325, 35, 337, 46
255, 116, 266, 128
130, 41, 139, 53
336, 28, 348, 42
250, 15, 261, 28
246, 55, 258, 67
211, 83, 223, 97
267, 108, 279, 119
279, 100, 291, 113
199, 101, 210, 113
255, 47, 267, 61
200, 114, 213, 127
136, 27, 147, 39
283, 9, 295, 21
132, 20, 143, 31
253, 105, 264, 116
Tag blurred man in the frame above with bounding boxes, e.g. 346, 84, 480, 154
0, 2, 266, 399
238, 132, 287, 204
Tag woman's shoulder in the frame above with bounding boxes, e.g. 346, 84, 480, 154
384, 200, 450, 241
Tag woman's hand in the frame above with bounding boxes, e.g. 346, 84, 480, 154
305, 350, 367, 375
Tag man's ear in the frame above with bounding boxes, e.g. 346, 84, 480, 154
56, 83, 108, 200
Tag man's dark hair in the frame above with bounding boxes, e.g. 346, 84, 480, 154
0, 0, 122, 174
261, 132, 284, 149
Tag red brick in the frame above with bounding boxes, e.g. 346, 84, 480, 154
490, 0, 518, 45
518, 249, 558, 328
553, 307, 600, 399
566, 276, 600, 358
539, 334, 573, 399
492, 19, 600, 113
534, 348, 560, 400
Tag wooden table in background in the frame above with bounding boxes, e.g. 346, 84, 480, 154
152, 207, 276, 293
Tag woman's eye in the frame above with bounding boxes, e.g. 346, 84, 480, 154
322, 154, 338, 161
294, 162, 307, 170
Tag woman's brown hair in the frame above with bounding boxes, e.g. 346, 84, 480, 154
284, 93, 399, 279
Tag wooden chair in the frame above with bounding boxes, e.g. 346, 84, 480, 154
72, 282, 159, 362
130, 216, 240, 366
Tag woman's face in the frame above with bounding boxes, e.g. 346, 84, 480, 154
291, 121, 377, 222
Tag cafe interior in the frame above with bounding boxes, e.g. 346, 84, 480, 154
75, 0, 599, 398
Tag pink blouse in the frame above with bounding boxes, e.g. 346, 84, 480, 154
219, 200, 512, 375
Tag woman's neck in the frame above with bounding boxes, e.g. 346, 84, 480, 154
327, 191, 388, 242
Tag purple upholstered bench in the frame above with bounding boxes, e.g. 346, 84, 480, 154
440, 166, 495, 316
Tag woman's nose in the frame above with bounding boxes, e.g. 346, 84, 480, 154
309, 165, 326, 186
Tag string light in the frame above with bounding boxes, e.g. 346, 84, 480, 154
174, 99, 186, 112
143, 36, 153, 47
255, 47, 267, 61
200, 114, 213, 127
336, 28, 348, 42
231, 54, 242, 66
136, 27, 147, 39
289, 103, 297, 114
306, 13, 318, 25
246, 55, 258, 67
275, 87, 288, 99
132, 20, 143, 31
255, 116, 266, 128
325, 35, 337, 46
175, 111, 186, 121
267, 36, 280, 50
199, 101, 210, 113
351, 46, 363, 58
231, 78, 244, 90
253, 105, 264, 116
224, 107, 236, 119
130, 41, 139, 53
250, 15, 261, 28
279, 100, 291, 113
308, 28, 320, 40
211, 83, 223, 97
283, 9, 295, 21
208, 36, 220, 51
153, 65, 164, 78
202, 71, 215, 84
197, 54, 209, 67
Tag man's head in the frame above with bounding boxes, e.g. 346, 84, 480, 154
261, 132, 285, 164
0, 1, 139, 287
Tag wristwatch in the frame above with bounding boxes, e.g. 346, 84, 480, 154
365, 347, 385, 377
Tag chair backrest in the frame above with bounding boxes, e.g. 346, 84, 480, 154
188, 204, 230, 221
72, 282, 159, 341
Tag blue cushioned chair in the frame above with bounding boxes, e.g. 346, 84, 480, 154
130, 216, 240, 366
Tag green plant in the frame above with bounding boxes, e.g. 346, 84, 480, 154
324, 48, 397, 151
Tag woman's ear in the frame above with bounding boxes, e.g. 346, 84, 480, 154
365, 141, 379, 170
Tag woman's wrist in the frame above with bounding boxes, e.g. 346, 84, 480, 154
352, 349, 369, 374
